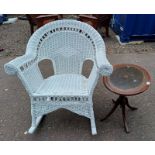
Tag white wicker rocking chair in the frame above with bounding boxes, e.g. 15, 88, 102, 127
4, 20, 113, 135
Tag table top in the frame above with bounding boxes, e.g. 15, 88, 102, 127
103, 64, 151, 96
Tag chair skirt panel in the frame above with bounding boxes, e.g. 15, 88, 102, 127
31, 99, 92, 119
31, 73, 93, 118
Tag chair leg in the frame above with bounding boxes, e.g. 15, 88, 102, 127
89, 104, 97, 135
28, 115, 43, 134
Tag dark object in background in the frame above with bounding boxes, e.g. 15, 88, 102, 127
93, 14, 112, 37
26, 14, 61, 34
0, 14, 8, 24
79, 14, 112, 37
79, 15, 98, 29
26, 14, 112, 36
0, 48, 4, 52
18, 15, 27, 20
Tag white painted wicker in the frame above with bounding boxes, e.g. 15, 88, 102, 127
4, 19, 113, 135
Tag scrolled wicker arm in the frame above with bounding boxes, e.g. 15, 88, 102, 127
95, 50, 113, 76
4, 54, 36, 75
4, 53, 44, 94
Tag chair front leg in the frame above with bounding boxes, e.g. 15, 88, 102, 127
89, 100, 97, 135
28, 103, 44, 134
28, 114, 44, 134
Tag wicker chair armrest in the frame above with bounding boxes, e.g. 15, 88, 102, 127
96, 50, 113, 76
4, 54, 36, 75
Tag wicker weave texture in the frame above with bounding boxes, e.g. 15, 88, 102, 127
4, 20, 113, 135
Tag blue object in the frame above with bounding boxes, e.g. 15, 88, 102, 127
0, 15, 3, 24
3, 14, 8, 21
0, 14, 8, 24
111, 14, 155, 42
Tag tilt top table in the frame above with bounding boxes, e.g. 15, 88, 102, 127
101, 64, 151, 133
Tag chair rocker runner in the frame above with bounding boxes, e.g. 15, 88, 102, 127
4, 20, 113, 135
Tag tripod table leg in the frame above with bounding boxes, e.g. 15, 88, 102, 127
126, 97, 138, 110
121, 103, 130, 133
100, 99, 120, 121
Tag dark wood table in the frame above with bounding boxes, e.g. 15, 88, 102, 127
101, 64, 151, 133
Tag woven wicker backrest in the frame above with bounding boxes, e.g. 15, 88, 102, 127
26, 19, 105, 74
